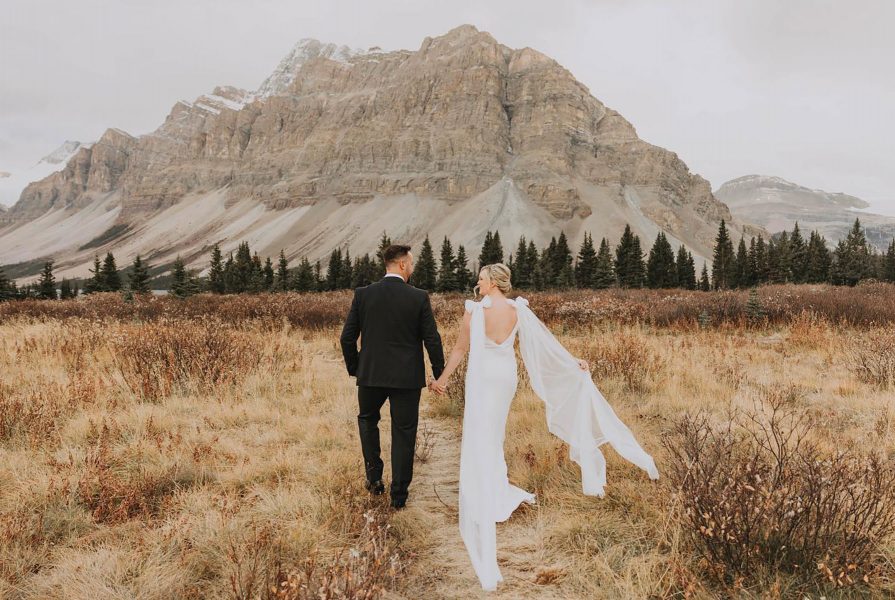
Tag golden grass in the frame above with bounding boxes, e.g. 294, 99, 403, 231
1, 286, 895, 599
0, 318, 404, 599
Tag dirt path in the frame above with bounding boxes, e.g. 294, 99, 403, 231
387, 406, 572, 599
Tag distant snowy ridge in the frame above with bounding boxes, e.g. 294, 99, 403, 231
0, 141, 83, 206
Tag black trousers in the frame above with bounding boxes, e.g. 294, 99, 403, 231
357, 385, 421, 502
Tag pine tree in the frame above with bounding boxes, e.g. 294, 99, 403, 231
340, 247, 353, 289
745, 287, 765, 325
538, 237, 558, 288
755, 235, 769, 283
553, 231, 575, 288
251, 252, 265, 292
313, 260, 324, 291
492, 231, 504, 264
805, 231, 832, 283
82, 255, 102, 294
59, 278, 73, 299
745, 237, 758, 287
351, 254, 379, 287
699, 262, 711, 291
454, 245, 473, 291
169, 256, 197, 298
512, 235, 533, 289
261, 256, 275, 290
711, 219, 736, 289
789, 222, 808, 283
129, 254, 151, 294
100, 252, 121, 291
413, 235, 437, 290
326, 247, 343, 291
884, 238, 895, 283
223, 252, 236, 293
730, 237, 747, 288
675, 244, 690, 289
292, 257, 316, 292
831, 218, 873, 286
0, 264, 15, 301
276, 250, 290, 291
684, 250, 697, 290
478, 230, 504, 266
646, 231, 677, 288
376, 232, 392, 277
614, 225, 645, 288
231, 241, 256, 293
574, 232, 598, 289
593, 237, 615, 288
208, 244, 225, 293
437, 237, 457, 292
36, 260, 56, 299
768, 231, 792, 284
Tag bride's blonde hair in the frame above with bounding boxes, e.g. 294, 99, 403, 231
474, 263, 512, 298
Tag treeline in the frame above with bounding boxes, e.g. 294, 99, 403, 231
3, 216, 894, 301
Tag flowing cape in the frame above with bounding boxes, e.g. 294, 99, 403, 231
510, 296, 659, 493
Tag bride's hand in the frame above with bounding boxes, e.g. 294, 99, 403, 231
432, 377, 448, 395
576, 358, 589, 371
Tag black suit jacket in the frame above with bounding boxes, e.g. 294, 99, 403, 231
340, 275, 445, 389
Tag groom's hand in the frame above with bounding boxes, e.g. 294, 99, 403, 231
427, 377, 442, 395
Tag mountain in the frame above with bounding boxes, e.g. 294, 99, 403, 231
716, 175, 895, 251
0, 24, 764, 282
0, 140, 84, 210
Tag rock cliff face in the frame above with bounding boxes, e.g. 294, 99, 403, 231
717, 175, 895, 251
1, 24, 764, 281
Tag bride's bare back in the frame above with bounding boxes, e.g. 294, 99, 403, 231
482, 297, 518, 345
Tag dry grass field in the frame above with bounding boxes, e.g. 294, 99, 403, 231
1, 282, 895, 599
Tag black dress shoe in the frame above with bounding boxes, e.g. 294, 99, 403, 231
390, 497, 407, 510
365, 479, 385, 495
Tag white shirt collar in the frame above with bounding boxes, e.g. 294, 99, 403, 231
383, 273, 405, 281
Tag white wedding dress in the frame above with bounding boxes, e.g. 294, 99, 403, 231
459, 295, 660, 591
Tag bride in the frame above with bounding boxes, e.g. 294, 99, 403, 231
430, 263, 660, 591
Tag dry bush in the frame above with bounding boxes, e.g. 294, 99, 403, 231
843, 326, 895, 390
4, 282, 895, 333
224, 521, 287, 600
578, 330, 666, 393
105, 317, 281, 401
273, 509, 404, 600
786, 308, 833, 350
414, 422, 435, 464
0, 292, 350, 329
0, 507, 51, 587
218, 509, 403, 600
73, 420, 192, 524
0, 378, 69, 447
663, 383, 895, 592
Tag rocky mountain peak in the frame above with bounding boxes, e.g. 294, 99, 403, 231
255, 38, 367, 98
1, 25, 764, 282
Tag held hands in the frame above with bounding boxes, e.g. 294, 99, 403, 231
427, 376, 448, 395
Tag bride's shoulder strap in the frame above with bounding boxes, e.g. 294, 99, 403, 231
464, 299, 477, 313
509, 296, 529, 308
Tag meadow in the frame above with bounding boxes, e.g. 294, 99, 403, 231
1, 282, 894, 599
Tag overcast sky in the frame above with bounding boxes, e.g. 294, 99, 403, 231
2, 0, 893, 213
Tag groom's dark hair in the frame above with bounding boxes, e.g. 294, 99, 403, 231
382, 244, 411, 265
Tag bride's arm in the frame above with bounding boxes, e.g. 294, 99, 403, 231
432, 311, 471, 392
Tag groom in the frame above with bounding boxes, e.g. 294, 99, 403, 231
339, 244, 445, 509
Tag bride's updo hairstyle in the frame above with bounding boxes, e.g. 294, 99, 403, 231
474, 263, 512, 298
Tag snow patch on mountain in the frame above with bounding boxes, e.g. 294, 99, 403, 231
0, 141, 83, 206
